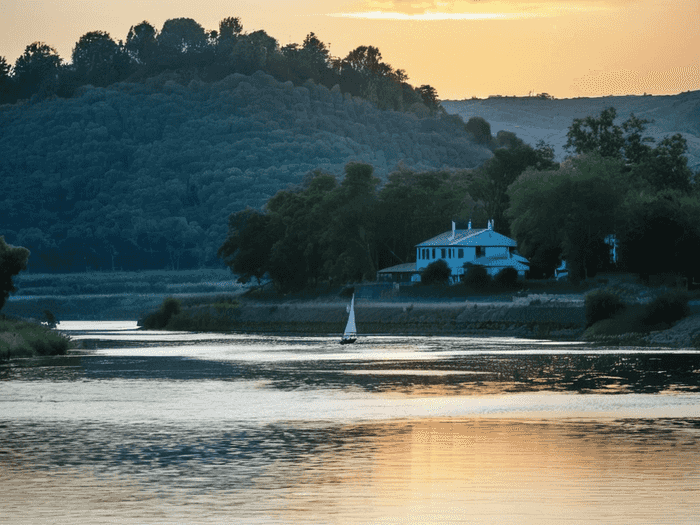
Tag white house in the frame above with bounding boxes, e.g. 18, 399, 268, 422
377, 220, 529, 283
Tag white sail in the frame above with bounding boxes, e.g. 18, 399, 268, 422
343, 294, 357, 338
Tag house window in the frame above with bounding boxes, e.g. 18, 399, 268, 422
458, 248, 464, 258
476, 246, 484, 258
432, 248, 435, 259
441, 248, 446, 258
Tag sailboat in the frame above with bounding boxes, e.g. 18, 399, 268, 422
340, 293, 357, 344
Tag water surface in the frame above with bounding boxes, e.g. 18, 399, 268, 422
2, 322, 699, 523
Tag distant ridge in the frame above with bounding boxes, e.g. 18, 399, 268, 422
443, 90, 700, 170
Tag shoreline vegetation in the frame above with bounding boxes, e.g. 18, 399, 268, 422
0, 318, 71, 360
3, 270, 700, 359
137, 272, 700, 349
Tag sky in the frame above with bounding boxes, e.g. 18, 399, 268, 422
1, 0, 698, 99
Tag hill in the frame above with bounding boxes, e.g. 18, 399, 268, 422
443, 91, 700, 170
1, 70, 492, 272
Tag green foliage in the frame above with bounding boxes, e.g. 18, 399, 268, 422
465, 116, 492, 145
565, 107, 692, 193
507, 154, 623, 282
462, 264, 491, 289
0, 237, 30, 311
471, 140, 558, 236
584, 289, 626, 327
617, 191, 700, 279
642, 290, 690, 326
139, 297, 182, 329
0, 318, 70, 359
13, 42, 62, 99
494, 267, 519, 288
421, 259, 451, 286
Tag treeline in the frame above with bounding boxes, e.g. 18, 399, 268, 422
509, 107, 698, 283
218, 134, 557, 292
0, 71, 491, 272
220, 107, 699, 290
0, 16, 440, 113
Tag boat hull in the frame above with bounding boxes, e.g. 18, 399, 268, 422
339, 338, 356, 345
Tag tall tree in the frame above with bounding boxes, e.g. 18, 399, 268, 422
157, 18, 209, 67
470, 140, 557, 236
417, 84, 440, 112
507, 154, 623, 282
13, 42, 62, 99
0, 55, 13, 103
71, 30, 125, 86
125, 21, 158, 65
0, 236, 30, 311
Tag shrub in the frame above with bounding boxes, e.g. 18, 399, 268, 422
494, 267, 519, 288
642, 290, 690, 326
462, 264, 491, 289
585, 289, 625, 327
421, 259, 451, 286
139, 297, 182, 329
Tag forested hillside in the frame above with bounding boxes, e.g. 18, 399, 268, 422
443, 91, 700, 171
1, 71, 492, 272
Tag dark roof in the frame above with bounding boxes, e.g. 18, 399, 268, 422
377, 262, 418, 274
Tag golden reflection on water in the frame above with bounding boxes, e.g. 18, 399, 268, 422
270, 418, 699, 524
2, 417, 698, 524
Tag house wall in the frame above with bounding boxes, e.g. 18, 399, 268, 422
416, 246, 478, 272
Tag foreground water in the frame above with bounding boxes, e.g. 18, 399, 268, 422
2, 322, 700, 524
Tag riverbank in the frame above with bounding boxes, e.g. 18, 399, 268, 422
0, 318, 71, 359
144, 292, 700, 348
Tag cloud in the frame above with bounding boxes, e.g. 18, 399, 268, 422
328, 0, 625, 20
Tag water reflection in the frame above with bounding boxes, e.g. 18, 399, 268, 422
2, 418, 699, 524
2, 322, 700, 523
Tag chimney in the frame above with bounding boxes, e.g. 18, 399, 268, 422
451, 221, 455, 239
488, 219, 493, 230
468, 220, 472, 230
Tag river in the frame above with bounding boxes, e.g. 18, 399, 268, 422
2, 321, 699, 524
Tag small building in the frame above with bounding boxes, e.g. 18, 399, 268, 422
377, 220, 529, 283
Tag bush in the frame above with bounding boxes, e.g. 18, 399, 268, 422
139, 297, 182, 329
585, 289, 625, 327
462, 264, 491, 289
494, 267, 519, 288
421, 259, 451, 286
642, 290, 690, 326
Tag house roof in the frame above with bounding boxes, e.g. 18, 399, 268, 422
376, 262, 418, 274
471, 254, 530, 271
416, 228, 517, 248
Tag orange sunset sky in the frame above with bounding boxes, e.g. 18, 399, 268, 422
1, 0, 698, 99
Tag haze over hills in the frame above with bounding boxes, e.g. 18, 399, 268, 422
0, 71, 491, 272
443, 91, 700, 171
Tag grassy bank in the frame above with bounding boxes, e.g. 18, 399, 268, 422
0, 318, 71, 359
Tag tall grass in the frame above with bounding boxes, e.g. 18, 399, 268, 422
0, 318, 71, 359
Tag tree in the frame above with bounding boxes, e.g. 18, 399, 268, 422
157, 18, 209, 67
421, 259, 451, 285
470, 140, 557, 236
635, 134, 693, 193
219, 17, 243, 41
0, 236, 30, 311
417, 84, 440, 112
0, 55, 13, 103
71, 31, 125, 86
565, 107, 626, 158
465, 116, 492, 145
218, 208, 276, 284
13, 42, 62, 99
616, 191, 700, 281
507, 154, 623, 283
125, 21, 158, 65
